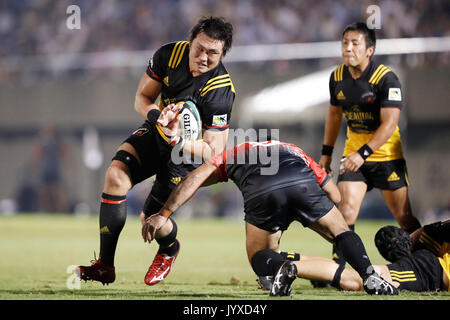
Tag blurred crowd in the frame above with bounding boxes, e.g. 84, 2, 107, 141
1, 0, 448, 79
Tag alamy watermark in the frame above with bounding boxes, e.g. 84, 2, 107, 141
66, 5, 81, 30
171, 128, 281, 176
366, 5, 381, 29
66, 265, 81, 290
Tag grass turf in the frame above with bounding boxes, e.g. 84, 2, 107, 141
0, 214, 448, 300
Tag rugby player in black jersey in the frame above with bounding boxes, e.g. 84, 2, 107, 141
76, 17, 235, 286
273, 220, 449, 293
318, 22, 421, 273
142, 141, 399, 296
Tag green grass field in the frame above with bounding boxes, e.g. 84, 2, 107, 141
0, 214, 448, 300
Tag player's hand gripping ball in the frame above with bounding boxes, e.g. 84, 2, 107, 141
176, 101, 202, 140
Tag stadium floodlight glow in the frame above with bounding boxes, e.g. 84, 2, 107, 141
240, 67, 334, 125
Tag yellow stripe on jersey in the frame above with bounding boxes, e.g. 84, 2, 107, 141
343, 126, 404, 161
419, 232, 442, 256
200, 74, 235, 96
205, 74, 230, 85
369, 64, 385, 83
438, 252, 450, 291
369, 64, 392, 85
334, 64, 344, 82
168, 41, 188, 69
174, 42, 188, 68
389, 270, 417, 282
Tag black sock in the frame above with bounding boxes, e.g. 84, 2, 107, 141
156, 218, 179, 256
334, 230, 373, 279
251, 249, 285, 276
332, 224, 354, 266
99, 193, 127, 267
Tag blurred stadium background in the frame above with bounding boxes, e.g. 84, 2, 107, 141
0, 0, 449, 224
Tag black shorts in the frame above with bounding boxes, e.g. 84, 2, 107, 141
337, 158, 409, 191
243, 182, 334, 232
387, 249, 443, 292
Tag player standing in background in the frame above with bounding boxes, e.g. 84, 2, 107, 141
76, 16, 235, 286
318, 22, 421, 272
143, 140, 399, 296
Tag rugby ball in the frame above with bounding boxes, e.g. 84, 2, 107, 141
177, 100, 202, 140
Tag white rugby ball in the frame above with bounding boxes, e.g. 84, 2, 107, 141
177, 100, 202, 140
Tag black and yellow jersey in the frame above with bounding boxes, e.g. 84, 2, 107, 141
387, 249, 443, 292
329, 60, 404, 161
146, 41, 235, 131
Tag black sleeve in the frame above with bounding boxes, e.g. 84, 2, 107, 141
329, 72, 339, 106
199, 86, 235, 131
378, 71, 403, 109
146, 44, 171, 83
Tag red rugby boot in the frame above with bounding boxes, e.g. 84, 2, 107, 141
144, 240, 180, 286
75, 254, 115, 285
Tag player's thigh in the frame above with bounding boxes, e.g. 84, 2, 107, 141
245, 222, 282, 263
380, 186, 410, 215
337, 181, 367, 224
309, 206, 349, 241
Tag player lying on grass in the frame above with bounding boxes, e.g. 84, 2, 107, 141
277, 221, 449, 292
142, 139, 398, 296
260, 220, 449, 293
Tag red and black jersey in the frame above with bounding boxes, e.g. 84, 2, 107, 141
147, 41, 235, 131
207, 141, 329, 203
329, 59, 403, 134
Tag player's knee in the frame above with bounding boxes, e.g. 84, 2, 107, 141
250, 249, 283, 276
104, 165, 132, 193
338, 201, 358, 225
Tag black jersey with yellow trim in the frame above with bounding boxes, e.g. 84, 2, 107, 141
387, 249, 443, 292
329, 60, 404, 161
329, 60, 403, 133
146, 41, 235, 131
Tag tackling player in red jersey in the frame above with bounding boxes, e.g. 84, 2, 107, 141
142, 140, 398, 296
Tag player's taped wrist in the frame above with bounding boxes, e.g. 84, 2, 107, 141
160, 206, 173, 218
321, 144, 334, 156
357, 144, 374, 160
147, 109, 161, 125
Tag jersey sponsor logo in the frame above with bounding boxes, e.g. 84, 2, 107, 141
387, 171, 400, 181
361, 91, 376, 104
133, 128, 149, 136
212, 114, 227, 127
388, 88, 402, 101
337, 90, 346, 100
344, 110, 375, 121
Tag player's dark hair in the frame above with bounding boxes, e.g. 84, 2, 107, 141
374, 226, 412, 263
342, 22, 376, 53
189, 16, 233, 56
